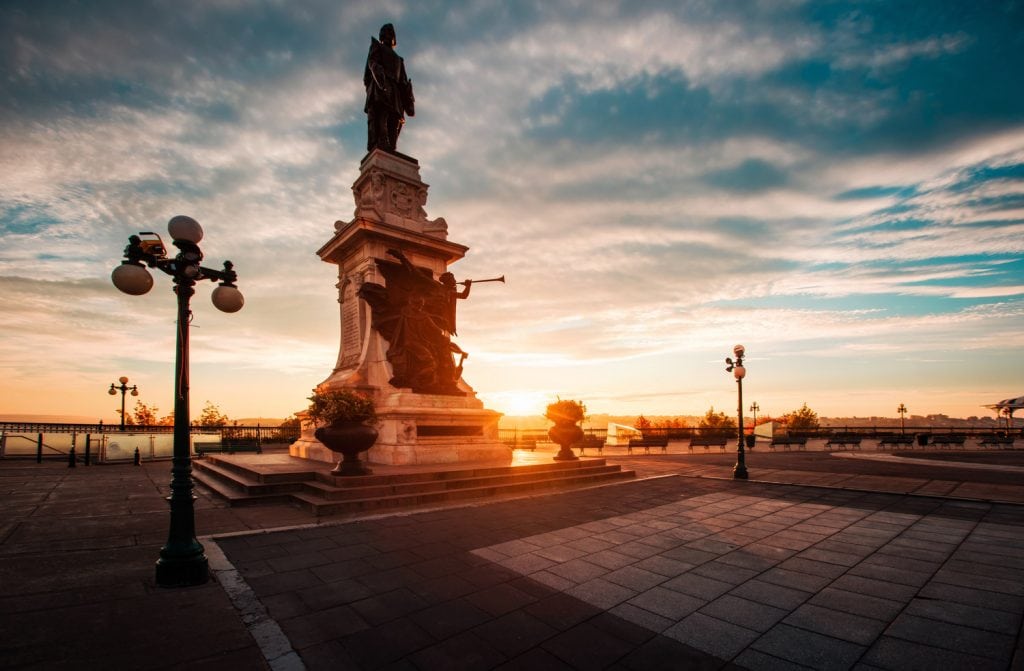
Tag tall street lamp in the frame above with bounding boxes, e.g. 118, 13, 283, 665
749, 401, 760, 431
112, 216, 243, 588
897, 403, 908, 434
108, 376, 139, 430
725, 344, 749, 480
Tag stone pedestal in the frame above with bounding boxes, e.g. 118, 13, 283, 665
290, 150, 510, 466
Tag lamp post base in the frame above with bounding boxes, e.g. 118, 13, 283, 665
155, 544, 209, 587
733, 463, 749, 479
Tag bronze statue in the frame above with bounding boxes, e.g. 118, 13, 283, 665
358, 249, 468, 395
364, 23, 415, 153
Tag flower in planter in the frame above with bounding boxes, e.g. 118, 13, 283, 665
307, 389, 377, 427
545, 398, 586, 424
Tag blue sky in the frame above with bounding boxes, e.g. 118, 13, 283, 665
1, 1, 1022, 422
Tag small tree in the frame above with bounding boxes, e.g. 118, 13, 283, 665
698, 406, 737, 432
634, 415, 652, 430
157, 411, 175, 426
275, 414, 301, 441
132, 401, 159, 426
115, 409, 136, 426
780, 403, 819, 432
196, 401, 229, 427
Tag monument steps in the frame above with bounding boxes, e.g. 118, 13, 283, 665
192, 455, 635, 515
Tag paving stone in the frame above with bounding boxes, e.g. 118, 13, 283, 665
776, 556, 848, 580
466, 581, 540, 617
809, 586, 905, 621
862, 635, 1005, 671
618, 633, 723, 671
608, 601, 675, 633
699, 593, 788, 633
784, 602, 888, 645
473, 609, 559, 657
409, 597, 492, 639
730, 578, 812, 610
408, 631, 507, 671
734, 648, 819, 670
494, 647, 575, 670
585, 548, 640, 570
280, 604, 369, 650
752, 623, 866, 670
350, 586, 430, 625
663, 611, 760, 659
758, 566, 834, 592
530, 569, 577, 591
689, 559, 760, 586
496, 551, 557, 575
904, 597, 1019, 635
523, 592, 602, 630
829, 574, 918, 602
628, 585, 704, 620
566, 577, 637, 609
542, 621, 637, 669
663, 572, 733, 601
603, 564, 669, 591
846, 562, 932, 588
885, 612, 1016, 660
916, 581, 1024, 613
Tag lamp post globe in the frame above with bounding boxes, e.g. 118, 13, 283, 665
112, 263, 154, 295
211, 283, 244, 313
167, 215, 203, 243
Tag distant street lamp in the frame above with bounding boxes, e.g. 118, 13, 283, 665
897, 403, 908, 434
749, 402, 760, 431
725, 344, 749, 480
112, 216, 243, 588
108, 376, 139, 431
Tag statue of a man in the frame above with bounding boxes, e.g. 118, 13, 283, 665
364, 23, 415, 153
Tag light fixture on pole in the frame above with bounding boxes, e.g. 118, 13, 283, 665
749, 401, 759, 430
897, 403, 908, 434
108, 376, 139, 431
112, 215, 243, 588
725, 344, 749, 480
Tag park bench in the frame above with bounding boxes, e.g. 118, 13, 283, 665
688, 436, 728, 452
825, 433, 862, 449
979, 434, 1016, 448
576, 436, 605, 455
877, 434, 914, 448
770, 436, 807, 450
627, 436, 669, 454
930, 434, 966, 448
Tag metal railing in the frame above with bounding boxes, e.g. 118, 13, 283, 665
0, 422, 301, 462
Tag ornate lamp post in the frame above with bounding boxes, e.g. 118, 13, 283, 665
749, 402, 759, 431
897, 403, 908, 434
108, 376, 139, 430
112, 216, 243, 588
725, 344, 748, 480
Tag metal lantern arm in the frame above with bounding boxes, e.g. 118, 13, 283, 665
119, 236, 239, 287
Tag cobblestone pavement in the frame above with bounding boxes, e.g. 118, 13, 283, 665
2, 450, 1024, 670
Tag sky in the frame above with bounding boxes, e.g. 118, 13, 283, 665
1, 0, 1022, 424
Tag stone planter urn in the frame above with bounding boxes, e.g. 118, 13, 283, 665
546, 399, 586, 462
307, 388, 378, 477
548, 420, 583, 461
315, 423, 378, 476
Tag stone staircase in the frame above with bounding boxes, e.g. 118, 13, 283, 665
193, 454, 635, 516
